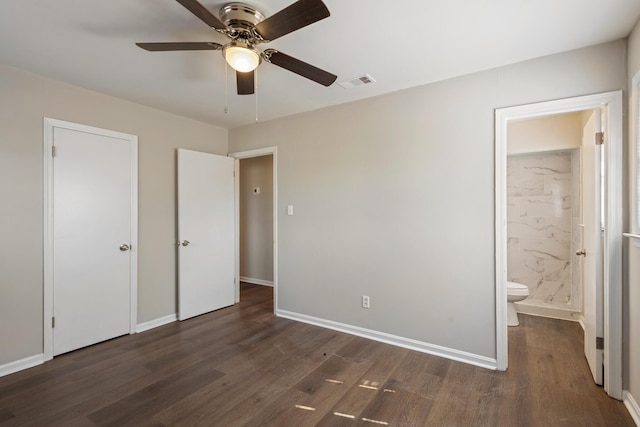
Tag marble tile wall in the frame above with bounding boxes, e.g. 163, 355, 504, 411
507, 150, 581, 311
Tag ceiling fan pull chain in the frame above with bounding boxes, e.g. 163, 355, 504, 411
224, 61, 229, 114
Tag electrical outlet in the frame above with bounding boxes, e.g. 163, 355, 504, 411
362, 295, 370, 309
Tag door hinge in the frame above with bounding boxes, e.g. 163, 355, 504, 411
595, 132, 604, 145
52, 317, 55, 328
52, 146, 56, 157
596, 336, 604, 350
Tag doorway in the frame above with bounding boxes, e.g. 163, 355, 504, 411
229, 147, 278, 311
239, 155, 274, 287
43, 118, 138, 359
495, 92, 623, 399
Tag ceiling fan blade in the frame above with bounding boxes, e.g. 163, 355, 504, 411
136, 42, 222, 51
264, 50, 336, 87
254, 0, 329, 41
175, 0, 228, 30
237, 71, 255, 95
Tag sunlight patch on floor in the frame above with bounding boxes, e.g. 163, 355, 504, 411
362, 417, 389, 425
333, 412, 355, 419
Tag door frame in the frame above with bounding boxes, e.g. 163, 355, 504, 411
43, 118, 138, 361
228, 147, 277, 311
494, 91, 623, 399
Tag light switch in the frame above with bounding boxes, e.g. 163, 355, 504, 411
287, 205, 294, 216
253, 187, 260, 195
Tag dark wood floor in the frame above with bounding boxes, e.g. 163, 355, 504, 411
0, 284, 634, 426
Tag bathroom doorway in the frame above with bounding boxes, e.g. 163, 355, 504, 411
505, 113, 585, 322
495, 92, 623, 399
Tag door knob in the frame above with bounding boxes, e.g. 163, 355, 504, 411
181, 240, 190, 247
576, 249, 586, 256
120, 244, 130, 251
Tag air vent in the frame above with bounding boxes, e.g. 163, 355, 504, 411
337, 74, 376, 89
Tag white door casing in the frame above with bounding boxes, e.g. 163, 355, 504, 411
43, 118, 138, 359
581, 110, 604, 385
177, 149, 235, 321
495, 91, 623, 399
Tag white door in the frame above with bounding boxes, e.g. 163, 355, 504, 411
581, 109, 604, 385
52, 126, 134, 356
177, 149, 235, 321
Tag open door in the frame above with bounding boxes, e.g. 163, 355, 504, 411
177, 149, 235, 321
581, 109, 604, 385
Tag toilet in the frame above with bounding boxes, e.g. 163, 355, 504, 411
507, 281, 529, 326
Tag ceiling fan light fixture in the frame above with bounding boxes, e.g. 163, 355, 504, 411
223, 44, 261, 72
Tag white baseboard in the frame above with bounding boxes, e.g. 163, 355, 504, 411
578, 315, 586, 331
276, 309, 497, 370
0, 354, 44, 378
624, 390, 640, 426
515, 301, 581, 322
136, 313, 177, 333
240, 276, 274, 287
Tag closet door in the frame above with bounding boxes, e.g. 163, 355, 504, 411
52, 125, 134, 355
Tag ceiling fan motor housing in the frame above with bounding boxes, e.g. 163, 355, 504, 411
219, 3, 265, 41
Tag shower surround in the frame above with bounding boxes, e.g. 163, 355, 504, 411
507, 150, 581, 320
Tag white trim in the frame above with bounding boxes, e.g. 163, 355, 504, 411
43, 118, 138, 361
43, 119, 54, 361
240, 276, 274, 287
578, 316, 586, 331
631, 71, 640, 236
136, 313, 177, 333
495, 107, 508, 371
130, 138, 138, 333
624, 391, 640, 426
514, 302, 581, 322
277, 309, 497, 370
229, 147, 278, 313
0, 354, 44, 378
233, 158, 241, 303
495, 91, 623, 399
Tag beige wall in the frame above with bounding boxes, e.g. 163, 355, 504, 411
626, 17, 640, 408
507, 112, 583, 154
0, 64, 227, 365
229, 40, 626, 359
239, 155, 274, 282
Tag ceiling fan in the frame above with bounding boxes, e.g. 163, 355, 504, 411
136, 0, 337, 95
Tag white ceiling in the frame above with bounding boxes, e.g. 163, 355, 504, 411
1, 0, 639, 129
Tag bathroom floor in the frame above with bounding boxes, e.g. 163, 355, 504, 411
0, 285, 634, 426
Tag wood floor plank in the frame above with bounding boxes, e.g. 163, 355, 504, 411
0, 284, 635, 426
86, 360, 225, 426
152, 367, 278, 426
